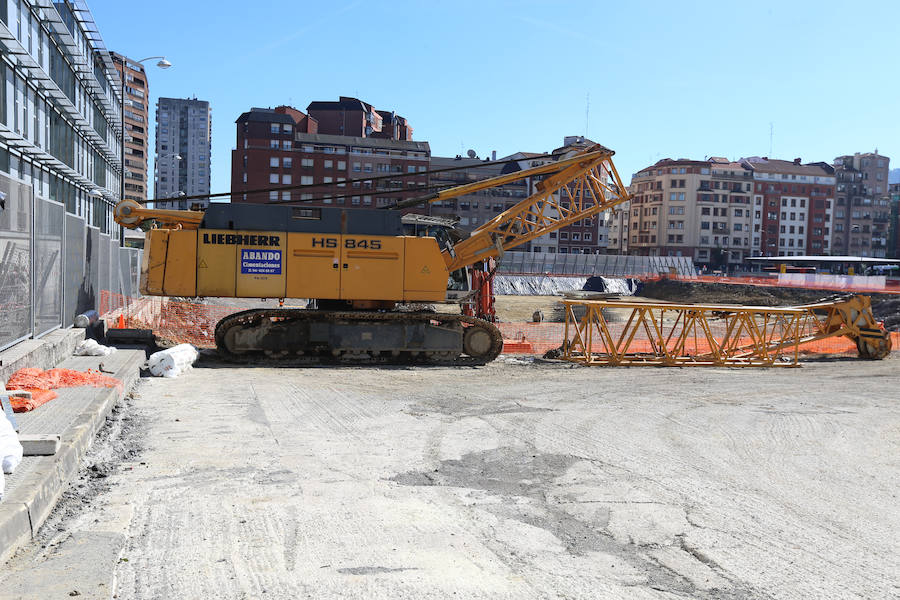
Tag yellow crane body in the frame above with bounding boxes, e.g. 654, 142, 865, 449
118, 144, 633, 364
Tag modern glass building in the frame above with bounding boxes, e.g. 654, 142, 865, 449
0, 0, 123, 235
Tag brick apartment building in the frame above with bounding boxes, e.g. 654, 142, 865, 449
741, 157, 835, 258
112, 53, 149, 203
231, 101, 429, 209
832, 152, 891, 257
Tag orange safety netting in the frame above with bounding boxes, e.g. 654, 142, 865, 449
6, 368, 122, 413
98, 291, 899, 359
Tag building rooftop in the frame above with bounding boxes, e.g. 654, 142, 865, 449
740, 157, 833, 176
235, 108, 296, 125
294, 132, 429, 152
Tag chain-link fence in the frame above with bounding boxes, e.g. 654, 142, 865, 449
0, 172, 142, 351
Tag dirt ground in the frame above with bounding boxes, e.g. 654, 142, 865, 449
4, 357, 898, 599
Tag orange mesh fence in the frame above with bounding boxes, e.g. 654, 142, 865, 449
99, 291, 898, 360
498, 323, 899, 357
6, 367, 122, 412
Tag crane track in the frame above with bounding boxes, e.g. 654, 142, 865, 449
213, 309, 504, 367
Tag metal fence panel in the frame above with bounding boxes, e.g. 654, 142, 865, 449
119, 247, 132, 299
98, 232, 110, 298
86, 226, 101, 313
109, 237, 121, 297
63, 213, 86, 328
0, 174, 33, 351
33, 197, 65, 337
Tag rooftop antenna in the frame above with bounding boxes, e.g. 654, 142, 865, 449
585, 92, 590, 136
769, 122, 774, 157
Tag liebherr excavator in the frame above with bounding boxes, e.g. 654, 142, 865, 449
114, 143, 891, 365
115, 144, 632, 364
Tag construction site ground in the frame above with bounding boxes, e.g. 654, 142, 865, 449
2, 354, 898, 599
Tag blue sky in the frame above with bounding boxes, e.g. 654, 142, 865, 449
89, 0, 900, 199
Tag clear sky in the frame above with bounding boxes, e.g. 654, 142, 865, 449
88, 0, 900, 199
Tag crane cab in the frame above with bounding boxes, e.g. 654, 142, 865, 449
141, 204, 450, 303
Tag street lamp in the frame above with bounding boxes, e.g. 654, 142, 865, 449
116, 54, 171, 242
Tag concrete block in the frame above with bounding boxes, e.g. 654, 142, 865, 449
19, 434, 61, 456
2, 460, 65, 537
0, 502, 33, 564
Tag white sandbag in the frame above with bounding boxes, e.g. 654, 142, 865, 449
147, 344, 198, 378
74, 338, 117, 356
0, 411, 23, 475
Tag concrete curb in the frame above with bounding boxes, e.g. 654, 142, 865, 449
0, 328, 86, 384
0, 350, 145, 564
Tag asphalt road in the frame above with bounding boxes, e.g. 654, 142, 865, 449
2, 356, 899, 599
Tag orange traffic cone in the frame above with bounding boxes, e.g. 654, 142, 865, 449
116, 314, 126, 329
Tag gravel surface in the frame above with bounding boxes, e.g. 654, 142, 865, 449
3, 357, 899, 599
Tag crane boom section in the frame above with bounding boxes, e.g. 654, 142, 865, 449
444, 147, 631, 272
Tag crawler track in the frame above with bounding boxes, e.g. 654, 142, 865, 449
214, 309, 504, 366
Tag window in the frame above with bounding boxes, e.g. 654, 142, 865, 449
269, 140, 278, 149
269, 191, 278, 201
572, 233, 581, 241
323, 177, 332, 184
270, 124, 279, 134
282, 191, 290, 201
283, 141, 292, 150
270, 157, 279, 168
701, 221, 710, 230
301, 158, 314, 168
353, 162, 361, 172
269, 173, 279, 184
338, 161, 346, 170
300, 176, 313, 185
282, 174, 291, 184
283, 158, 292, 169
364, 163, 373, 172
584, 232, 592, 241
324, 160, 333, 169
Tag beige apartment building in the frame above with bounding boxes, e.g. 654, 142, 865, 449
626, 158, 753, 269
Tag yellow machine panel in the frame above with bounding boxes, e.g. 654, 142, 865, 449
197, 229, 237, 297
340, 235, 404, 301
141, 229, 169, 295
402, 237, 448, 302
162, 230, 197, 296
234, 230, 287, 298
286, 233, 341, 299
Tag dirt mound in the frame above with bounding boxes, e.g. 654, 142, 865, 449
641, 279, 836, 306
640, 279, 900, 331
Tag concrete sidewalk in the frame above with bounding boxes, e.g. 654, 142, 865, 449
0, 330, 145, 564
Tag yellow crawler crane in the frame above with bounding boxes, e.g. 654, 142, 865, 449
114, 144, 632, 364
561, 295, 892, 367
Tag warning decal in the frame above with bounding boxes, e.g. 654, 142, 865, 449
241, 249, 282, 275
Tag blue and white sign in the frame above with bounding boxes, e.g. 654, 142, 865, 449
241, 249, 282, 275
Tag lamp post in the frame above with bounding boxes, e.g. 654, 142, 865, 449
116, 54, 171, 242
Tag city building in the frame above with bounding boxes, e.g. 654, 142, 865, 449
112, 53, 149, 204
231, 105, 429, 209
0, 1, 124, 234
627, 158, 752, 268
155, 97, 211, 209
306, 96, 413, 140
889, 182, 900, 258
625, 156, 833, 268
832, 152, 891, 258
554, 136, 610, 254
741, 157, 835, 258
428, 154, 554, 252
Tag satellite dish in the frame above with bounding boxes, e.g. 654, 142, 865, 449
467, 149, 477, 158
